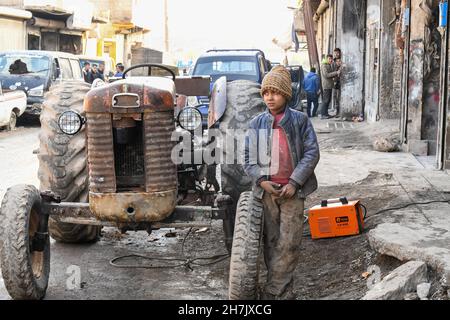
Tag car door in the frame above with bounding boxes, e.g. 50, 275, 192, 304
69, 59, 82, 80
57, 57, 73, 80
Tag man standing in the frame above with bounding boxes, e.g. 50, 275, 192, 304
319, 54, 340, 119
114, 63, 125, 77
333, 48, 341, 60
82, 62, 91, 83
89, 64, 104, 83
244, 66, 320, 299
98, 63, 106, 81
303, 67, 320, 117
332, 57, 342, 116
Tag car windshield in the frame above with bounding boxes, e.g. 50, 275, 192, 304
0, 54, 50, 76
193, 56, 258, 78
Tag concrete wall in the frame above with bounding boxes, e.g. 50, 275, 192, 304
421, 4, 441, 155
365, 0, 381, 122
336, 0, 366, 118
0, 16, 26, 50
379, 0, 402, 120
406, 0, 441, 155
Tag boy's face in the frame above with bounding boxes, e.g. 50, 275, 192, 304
263, 90, 287, 114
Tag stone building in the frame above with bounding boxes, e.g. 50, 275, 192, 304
299, 0, 450, 169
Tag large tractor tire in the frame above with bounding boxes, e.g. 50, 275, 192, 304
38, 80, 101, 243
228, 191, 264, 300
0, 185, 50, 300
219, 80, 266, 203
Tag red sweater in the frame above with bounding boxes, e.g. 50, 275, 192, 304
269, 111, 294, 185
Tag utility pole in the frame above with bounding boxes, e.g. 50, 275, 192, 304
164, 0, 169, 53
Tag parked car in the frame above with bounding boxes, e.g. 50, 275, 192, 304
0, 83, 26, 131
77, 55, 115, 79
0, 50, 83, 116
188, 49, 272, 124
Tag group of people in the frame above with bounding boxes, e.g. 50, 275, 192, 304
303, 48, 343, 119
82, 62, 125, 84
82, 62, 105, 84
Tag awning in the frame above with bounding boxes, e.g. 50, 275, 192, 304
0, 6, 32, 20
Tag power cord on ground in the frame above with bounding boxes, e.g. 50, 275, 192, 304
364, 199, 450, 221
110, 226, 229, 270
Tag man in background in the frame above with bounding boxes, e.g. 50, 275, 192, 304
114, 63, 125, 77
332, 57, 342, 117
82, 62, 91, 83
303, 67, 320, 118
319, 54, 340, 119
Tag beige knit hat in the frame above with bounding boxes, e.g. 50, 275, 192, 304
261, 65, 292, 101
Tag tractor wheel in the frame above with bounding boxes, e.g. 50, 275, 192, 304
38, 80, 101, 243
228, 191, 264, 300
5, 111, 17, 131
219, 80, 266, 205
0, 184, 50, 300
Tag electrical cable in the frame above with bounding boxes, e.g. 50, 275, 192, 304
364, 199, 450, 221
110, 227, 229, 270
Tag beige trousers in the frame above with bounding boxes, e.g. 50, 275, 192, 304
262, 192, 305, 299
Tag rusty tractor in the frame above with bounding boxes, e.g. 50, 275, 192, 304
0, 63, 268, 300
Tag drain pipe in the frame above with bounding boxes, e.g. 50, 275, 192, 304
314, 0, 330, 22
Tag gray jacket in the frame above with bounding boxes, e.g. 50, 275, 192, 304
243, 107, 320, 199
321, 63, 339, 90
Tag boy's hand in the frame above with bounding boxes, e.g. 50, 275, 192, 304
260, 181, 282, 197
280, 184, 297, 199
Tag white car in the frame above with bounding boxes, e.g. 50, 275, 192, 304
0, 85, 27, 131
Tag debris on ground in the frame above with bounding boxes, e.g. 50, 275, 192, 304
361, 261, 428, 300
165, 231, 177, 238
195, 227, 209, 233
417, 282, 431, 300
373, 136, 400, 152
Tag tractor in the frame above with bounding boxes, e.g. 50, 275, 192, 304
0, 63, 266, 300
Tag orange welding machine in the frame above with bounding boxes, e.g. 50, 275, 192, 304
307, 197, 366, 239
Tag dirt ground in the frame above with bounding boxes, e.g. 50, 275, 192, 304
0, 117, 448, 300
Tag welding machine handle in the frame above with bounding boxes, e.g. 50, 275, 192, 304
321, 197, 349, 207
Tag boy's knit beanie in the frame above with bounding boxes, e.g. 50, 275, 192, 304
261, 65, 292, 101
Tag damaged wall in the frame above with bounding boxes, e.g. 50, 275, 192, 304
337, 0, 366, 117
379, 0, 402, 120
406, 0, 441, 155
421, 4, 441, 155
365, 0, 381, 122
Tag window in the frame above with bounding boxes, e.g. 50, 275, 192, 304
58, 58, 73, 79
70, 59, 82, 79
194, 57, 258, 77
0, 54, 50, 76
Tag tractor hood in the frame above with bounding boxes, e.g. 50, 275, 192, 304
84, 78, 176, 113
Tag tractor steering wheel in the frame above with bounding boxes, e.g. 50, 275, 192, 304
122, 63, 176, 81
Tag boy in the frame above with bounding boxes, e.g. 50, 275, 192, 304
244, 65, 320, 299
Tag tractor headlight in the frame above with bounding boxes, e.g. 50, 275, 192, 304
58, 110, 84, 135
178, 107, 202, 131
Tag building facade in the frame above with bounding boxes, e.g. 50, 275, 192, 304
301, 0, 450, 169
